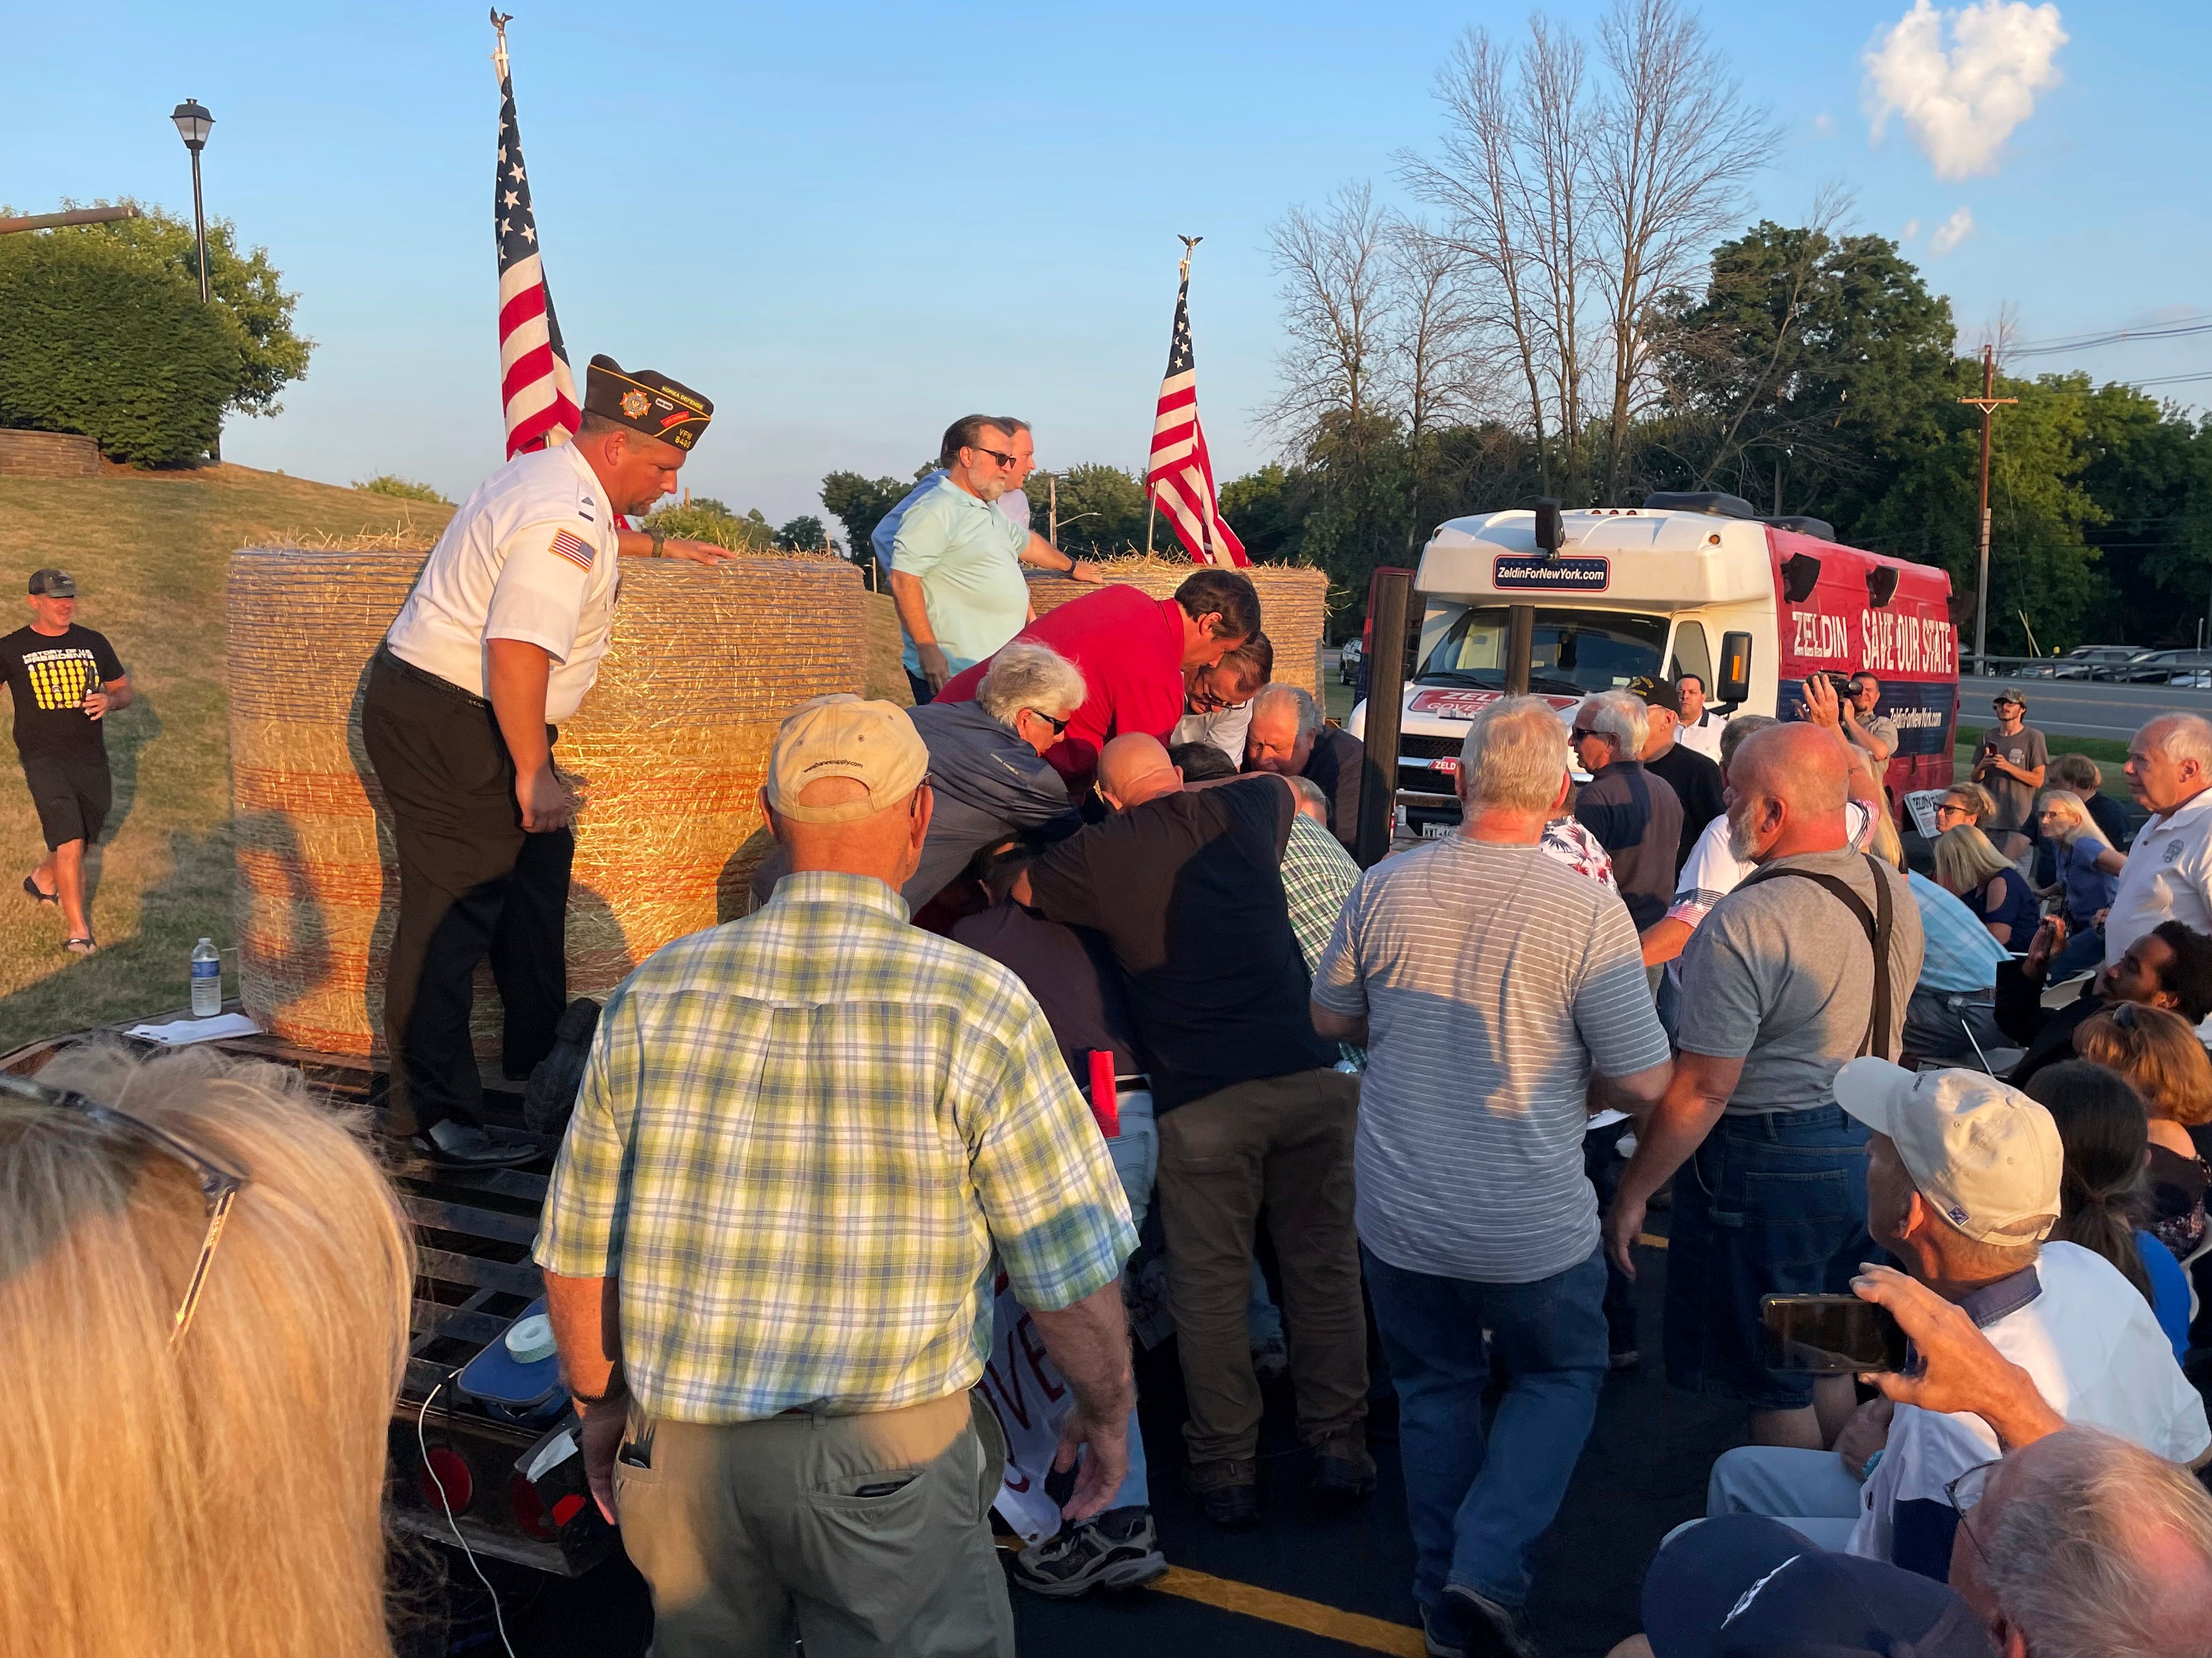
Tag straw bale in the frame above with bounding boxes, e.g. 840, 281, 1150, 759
229, 546, 865, 1058
1022, 559, 1331, 698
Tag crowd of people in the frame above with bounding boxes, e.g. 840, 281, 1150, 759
15, 390, 2212, 1658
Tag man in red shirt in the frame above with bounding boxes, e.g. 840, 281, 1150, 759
937, 569, 1260, 790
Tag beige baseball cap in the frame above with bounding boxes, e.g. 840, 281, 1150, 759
1833, 1058, 2062, 1246
764, 695, 929, 823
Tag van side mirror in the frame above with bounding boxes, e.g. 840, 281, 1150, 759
1534, 498, 1563, 559
1717, 631, 1753, 707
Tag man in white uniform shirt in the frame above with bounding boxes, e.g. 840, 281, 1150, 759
363, 355, 723, 1166
2099, 712, 2212, 967
1675, 672, 1727, 762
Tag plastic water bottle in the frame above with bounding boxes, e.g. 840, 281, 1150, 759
191, 938, 223, 1018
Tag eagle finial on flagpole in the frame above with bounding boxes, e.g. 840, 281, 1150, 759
1178, 234, 1201, 281
490, 9, 514, 82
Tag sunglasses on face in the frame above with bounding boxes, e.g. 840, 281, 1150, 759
1935, 803, 1971, 817
0, 1070, 248, 1350
1024, 707, 1071, 736
1570, 728, 1599, 744
966, 445, 1019, 470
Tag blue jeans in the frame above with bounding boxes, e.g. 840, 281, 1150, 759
1662, 1105, 1872, 1413
1363, 1245, 1608, 1612
1103, 1090, 1157, 1512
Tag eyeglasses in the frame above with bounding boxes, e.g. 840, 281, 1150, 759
1944, 1457, 2003, 1554
0, 1070, 247, 1349
1934, 802, 1971, 818
965, 444, 1019, 470
1569, 728, 1600, 744
1023, 707, 1071, 736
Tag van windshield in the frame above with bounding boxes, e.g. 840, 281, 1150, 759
1418, 606, 1669, 697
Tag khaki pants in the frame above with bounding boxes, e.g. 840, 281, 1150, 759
614, 1392, 1013, 1658
1154, 1068, 1368, 1465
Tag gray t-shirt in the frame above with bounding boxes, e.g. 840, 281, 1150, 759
1678, 847, 1925, 1115
1975, 724, 2049, 832
1314, 836, 1671, 1282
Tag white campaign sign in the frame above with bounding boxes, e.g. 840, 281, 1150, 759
977, 1270, 1075, 1545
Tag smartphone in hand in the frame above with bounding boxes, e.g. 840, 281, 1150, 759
1761, 1293, 1908, 1373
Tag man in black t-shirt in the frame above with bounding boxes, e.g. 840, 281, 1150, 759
1633, 675, 1725, 874
0, 570, 133, 954
1013, 734, 1370, 1528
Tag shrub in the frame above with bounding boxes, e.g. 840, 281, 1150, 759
639, 501, 775, 553
0, 229, 241, 466
354, 474, 451, 504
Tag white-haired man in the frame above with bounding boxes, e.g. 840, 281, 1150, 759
746, 640, 1087, 912
1571, 689, 1682, 933
2099, 712, 2212, 966
1246, 682, 1365, 854
1698, 1060, 2208, 1586
1312, 696, 1672, 1658
538, 696, 1137, 1657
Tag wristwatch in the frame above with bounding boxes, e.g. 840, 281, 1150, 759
649, 529, 667, 558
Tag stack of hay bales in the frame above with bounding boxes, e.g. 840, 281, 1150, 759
1022, 558, 1333, 699
228, 546, 864, 1059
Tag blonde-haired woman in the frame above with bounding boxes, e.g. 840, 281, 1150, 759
0, 1044, 412, 1658
1931, 822, 2041, 947
2076, 1002, 2212, 1264
2037, 788, 2123, 979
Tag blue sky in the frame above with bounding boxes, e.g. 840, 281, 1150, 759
9, 1, 2207, 524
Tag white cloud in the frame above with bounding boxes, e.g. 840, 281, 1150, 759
1864, 0, 2067, 180
1930, 205, 1976, 254
1812, 111, 1837, 138
1902, 217, 1922, 241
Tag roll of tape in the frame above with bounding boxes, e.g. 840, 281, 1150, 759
504, 1313, 557, 1365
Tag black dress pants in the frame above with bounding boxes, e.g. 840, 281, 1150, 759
361, 651, 570, 1136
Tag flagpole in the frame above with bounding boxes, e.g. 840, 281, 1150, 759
490, 8, 511, 81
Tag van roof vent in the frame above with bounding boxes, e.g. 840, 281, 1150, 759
1764, 514, 1838, 541
1642, 491, 1758, 519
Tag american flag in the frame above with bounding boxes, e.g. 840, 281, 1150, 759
1146, 261, 1247, 568
493, 25, 580, 458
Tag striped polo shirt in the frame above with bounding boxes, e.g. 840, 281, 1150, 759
1314, 833, 1671, 1283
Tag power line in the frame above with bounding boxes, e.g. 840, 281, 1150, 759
2012, 315, 2212, 357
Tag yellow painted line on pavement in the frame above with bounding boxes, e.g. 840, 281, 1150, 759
1637, 1232, 1669, 1249
1149, 1565, 1428, 1657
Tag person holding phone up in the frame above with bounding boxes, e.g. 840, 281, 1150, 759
1971, 689, 2047, 841
1697, 1060, 2208, 1580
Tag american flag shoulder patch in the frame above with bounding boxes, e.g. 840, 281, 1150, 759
549, 527, 595, 572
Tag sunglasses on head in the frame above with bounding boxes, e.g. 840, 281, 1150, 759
0, 1070, 247, 1350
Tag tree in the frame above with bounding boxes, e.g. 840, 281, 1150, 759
1648, 217, 1957, 529
1264, 183, 1395, 448
2073, 387, 2212, 645
820, 471, 911, 579
1039, 464, 1149, 557
1219, 464, 1318, 567
65, 200, 311, 417
775, 514, 831, 552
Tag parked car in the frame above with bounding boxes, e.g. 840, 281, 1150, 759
2120, 650, 2212, 686
2091, 649, 2170, 682
2020, 645, 2142, 678
1337, 635, 1363, 685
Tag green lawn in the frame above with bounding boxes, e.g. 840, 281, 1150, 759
0, 465, 453, 1049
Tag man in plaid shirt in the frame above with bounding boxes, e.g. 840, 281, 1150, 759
537, 695, 1137, 1658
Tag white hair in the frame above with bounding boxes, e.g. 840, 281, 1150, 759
1576, 690, 1648, 759
2144, 714, 2212, 775
1978, 1427, 2212, 1658
1251, 683, 1322, 741
977, 641, 1085, 726
1460, 696, 1570, 814
2037, 788, 2103, 846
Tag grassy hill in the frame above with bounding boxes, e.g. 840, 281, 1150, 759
0, 465, 453, 1049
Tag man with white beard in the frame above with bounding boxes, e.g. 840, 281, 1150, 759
1603, 701, 1923, 1453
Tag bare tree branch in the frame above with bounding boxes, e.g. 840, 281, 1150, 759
1261, 182, 1395, 451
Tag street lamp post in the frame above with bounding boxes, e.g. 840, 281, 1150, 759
170, 99, 214, 303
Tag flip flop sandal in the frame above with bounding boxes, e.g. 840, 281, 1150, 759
62, 936, 95, 957
22, 876, 56, 905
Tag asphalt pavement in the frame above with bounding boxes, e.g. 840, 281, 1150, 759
1952, 675, 2209, 743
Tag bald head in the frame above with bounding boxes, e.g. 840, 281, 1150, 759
1098, 734, 1182, 811
1957, 1427, 2212, 1658
1725, 722, 1851, 865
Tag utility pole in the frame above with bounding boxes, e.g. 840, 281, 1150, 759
1959, 343, 2017, 677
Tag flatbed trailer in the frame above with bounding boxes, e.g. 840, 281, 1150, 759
0, 1007, 612, 1577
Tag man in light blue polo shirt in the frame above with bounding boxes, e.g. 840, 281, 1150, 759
886, 416, 1098, 701
1902, 862, 2011, 1060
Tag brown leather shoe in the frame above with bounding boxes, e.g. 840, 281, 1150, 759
1185, 1456, 1259, 1528
1309, 1429, 1376, 1504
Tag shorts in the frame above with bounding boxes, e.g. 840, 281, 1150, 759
1662, 1104, 1872, 1413
21, 751, 112, 851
